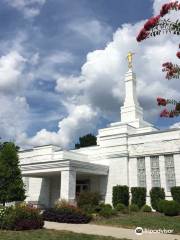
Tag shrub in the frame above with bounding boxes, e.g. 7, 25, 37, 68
157, 199, 167, 213
115, 203, 126, 212
54, 199, 71, 209
99, 203, 112, 209
0, 205, 44, 230
113, 185, 129, 207
129, 204, 139, 212
162, 200, 180, 216
43, 204, 91, 224
77, 192, 100, 209
150, 187, 165, 211
131, 187, 146, 208
171, 187, 180, 204
99, 205, 117, 218
141, 204, 152, 212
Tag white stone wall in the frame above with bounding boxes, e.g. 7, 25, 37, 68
26, 177, 50, 207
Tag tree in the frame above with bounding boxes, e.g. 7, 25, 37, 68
137, 1, 180, 118
75, 134, 97, 149
0, 142, 25, 206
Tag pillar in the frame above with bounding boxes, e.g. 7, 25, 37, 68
60, 169, 76, 203
145, 156, 152, 205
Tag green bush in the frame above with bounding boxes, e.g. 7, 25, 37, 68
99, 205, 116, 218
112, 185, 129, 207
141, 204, 152, 212
161, 200, 180, 216
115, 203, 126, 212
131, 187, 146, 208
77, 192, 100, 209
99, 203, 112, 209
129, 204, 139, 212
150, 187, 165, 211
171, 186, 180, 204
0, 205, 44, 230
157, 199, 167, 213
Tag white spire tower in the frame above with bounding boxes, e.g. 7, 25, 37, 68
120, 52, 153, 129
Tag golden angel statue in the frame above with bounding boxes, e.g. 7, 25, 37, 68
127, 52, 135, 69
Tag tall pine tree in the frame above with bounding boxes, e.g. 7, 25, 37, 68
0, 142, 25, 206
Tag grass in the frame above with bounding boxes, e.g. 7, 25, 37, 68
93, 212, 180, 234
0, 229, 129, 240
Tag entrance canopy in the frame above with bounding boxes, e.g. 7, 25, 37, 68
19, 145, 109, 177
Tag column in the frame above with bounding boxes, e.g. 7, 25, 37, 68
174, 153, 180, 186
159, 155, 167, 194
145, 156, 152, 205
60, 169, 76, 203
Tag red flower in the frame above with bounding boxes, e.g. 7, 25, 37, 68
176, 51, 180, 59
157, 97, 167, 106
160, 108, 170, 117
160, 1, 179, 16
144, 15, 160, 31
160, 3, 171, 17
136, 28, 149, 42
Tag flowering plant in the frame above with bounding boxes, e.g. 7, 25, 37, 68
137, 1, 180, 117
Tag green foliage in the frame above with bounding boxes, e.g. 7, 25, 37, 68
161, 200, 180, 216
157, 199, 167, 213
141, 204, 152, 212
0, 204, 44, 230
129, 204, 139, 212
99, 204, 117, 218
75, 134, 97, 149
0, 142, 26, 205
115, 203, 126, 212
131, 187, 146, 208
77, 192, 100, 212
171, 186, 180, 204
150, 187, 165, 211
112, 185, 129, 207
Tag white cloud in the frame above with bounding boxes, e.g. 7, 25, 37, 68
26, 104, 98, 148
170, 122, 180, 129
5, 0, 46, 18
0, 95, 30, 141
0, 51, 26, 92
2, 0, 180, 149
31, 51, 75, 81
68, 20, 112, 45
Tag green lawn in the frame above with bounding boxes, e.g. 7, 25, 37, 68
0, 229, 129, 240
93, 212, 180, 234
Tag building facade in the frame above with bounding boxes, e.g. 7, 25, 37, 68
20, 63, 180, 207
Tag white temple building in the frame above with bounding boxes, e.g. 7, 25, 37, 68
20, 54, 180, 207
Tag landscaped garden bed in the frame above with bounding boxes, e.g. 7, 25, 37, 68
0, 204, 44, 230
42, 199, 91, 224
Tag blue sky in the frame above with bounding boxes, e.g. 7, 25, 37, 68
0, 0, 179, 148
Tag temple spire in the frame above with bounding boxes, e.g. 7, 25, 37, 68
120, 52, 144, 128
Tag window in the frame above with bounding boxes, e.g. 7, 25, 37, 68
165, 155, 176, 191
76, 180, 90, 197
137, 157, 146, 187
150, 156, 161, 187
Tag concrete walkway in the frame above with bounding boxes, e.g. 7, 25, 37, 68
45, 221, 180, 240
